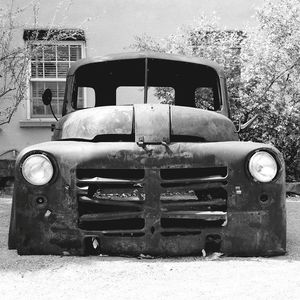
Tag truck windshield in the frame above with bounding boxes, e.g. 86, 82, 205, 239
71, 57, 221, 111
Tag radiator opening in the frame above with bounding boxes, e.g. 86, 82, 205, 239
161, 188, 227, 201
161, 181, 227, 188
161, 218, 225, 229
194, 188, 227, 201
79, 218, 145, 231
78, 201, 141, 216
103, 232, 145, 237
160, 167, 227, 180
160, 231, 202, 236
77, 169, 144, 180
160, 188, 227, 212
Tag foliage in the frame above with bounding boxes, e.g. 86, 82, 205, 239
132, 16, 244, 118
240, 0, 300, 181
0, 1, 30, 125
131, 2, 300, 181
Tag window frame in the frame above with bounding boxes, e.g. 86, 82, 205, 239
27, 40, 86, 120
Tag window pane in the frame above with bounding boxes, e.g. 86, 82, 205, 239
32, 98, 45, 115
70, 45, 82, 61
57, 98, 64, 115
85, 87, 95, 107
195, 87, 215, 110
31, 81, 65, 117
30, 42, 83, 118
31, 62, 37, 77
46, 82, 58, 97
31, 83, 39, 98
44, 62, 56, 78
31, 62, 43, 78
57, 62, 69, 78
151, 87, 175, 104
116, 86, 175, 105
58, 82, 65, 98
57, 45, 69, 61
76, 87, 95, 109
31, 82, 44, 98
31, 44, 43, 61
45, 105, 52, 116
77, 87, 84, 108
32, 83, 46, 116
32, 82, 58, 98
44, 45, 56, 61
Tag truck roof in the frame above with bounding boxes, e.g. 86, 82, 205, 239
67, 51, 224, 78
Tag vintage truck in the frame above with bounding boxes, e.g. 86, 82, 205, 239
8, 52, 286, 256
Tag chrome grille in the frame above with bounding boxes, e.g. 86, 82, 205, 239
76, 167, 228, 235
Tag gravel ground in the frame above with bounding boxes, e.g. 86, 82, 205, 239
0, 196, 300, 300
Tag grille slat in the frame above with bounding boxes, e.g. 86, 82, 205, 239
161, 176, 226, 185
77, 169, 144, 180
77, 177, 142, 185
82, 229, 144, 235
160, 167, 227, 180
162, 199, 226, 206
162, 211, 227, 220
160, 182, 227, 190
161, 217, 227, 229
79, 218, 145, 231
77, 186, 88, 195
162, 199, 226, 212
80, 211, 142, 222
79, 196, 143, 207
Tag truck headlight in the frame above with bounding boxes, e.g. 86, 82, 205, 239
22, 154, 54, 185
248, 151, 278, 183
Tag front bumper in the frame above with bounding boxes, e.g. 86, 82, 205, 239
10, 141, 286, 256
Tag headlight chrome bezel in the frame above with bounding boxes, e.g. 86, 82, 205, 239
247, 150, 279, 183
21, 152, 56, 186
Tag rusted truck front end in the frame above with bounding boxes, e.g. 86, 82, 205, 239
9, 52, 286, 256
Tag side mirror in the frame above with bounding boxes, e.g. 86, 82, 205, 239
42, 88, 52, 105
42, 88, 58, 121
237, 114, 258, 133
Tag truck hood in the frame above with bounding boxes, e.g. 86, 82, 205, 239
53, 105, 239, 142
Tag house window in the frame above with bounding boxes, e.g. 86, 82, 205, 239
24, 29, 85, 119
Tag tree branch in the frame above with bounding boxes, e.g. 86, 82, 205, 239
261, 58, 300, 99
0, 88, 15, 98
